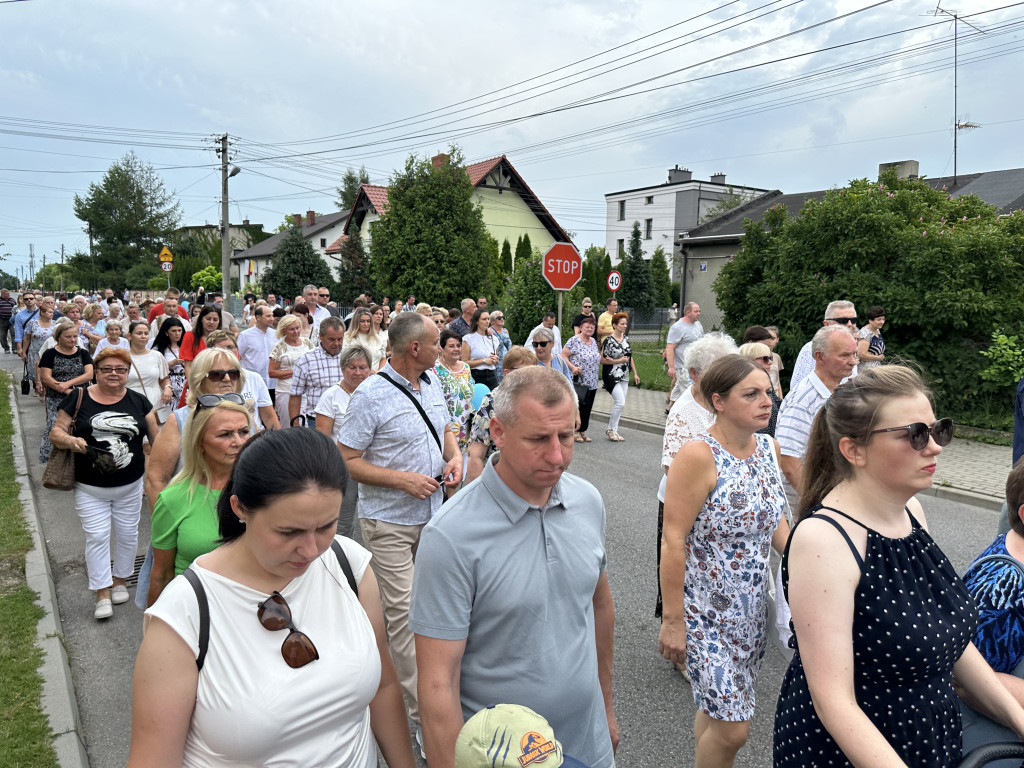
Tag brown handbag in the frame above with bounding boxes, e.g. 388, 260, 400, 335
41, 387, 84, 491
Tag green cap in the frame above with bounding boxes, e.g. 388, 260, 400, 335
455, 703, 581, 768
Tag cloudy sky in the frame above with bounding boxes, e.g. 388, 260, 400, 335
2, 0, 1022, 281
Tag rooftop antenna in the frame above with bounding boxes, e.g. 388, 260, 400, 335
927, 3, 985, 184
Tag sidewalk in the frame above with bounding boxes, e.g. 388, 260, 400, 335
591, 385, 1011, 511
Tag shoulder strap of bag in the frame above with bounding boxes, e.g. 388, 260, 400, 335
376, 371, 442, 454
182, 568, 210, 672
129, 357, 148, 402
68, 386, 84, 435
331, 539, 358, 596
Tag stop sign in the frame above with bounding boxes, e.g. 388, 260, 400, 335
542, 242, 582, 291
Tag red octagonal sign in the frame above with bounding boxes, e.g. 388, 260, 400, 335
542, 242, 582, 291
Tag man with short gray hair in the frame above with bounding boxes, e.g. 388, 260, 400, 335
412, 366, 618, 768
789, 300, 859, 392
303, 283, 332, 334
338, 311, 461, 746
447, 298, 476, 337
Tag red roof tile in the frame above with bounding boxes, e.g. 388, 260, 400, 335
465, 156, 503, 186
362, 184, 390, 215
325, 234, 347, 254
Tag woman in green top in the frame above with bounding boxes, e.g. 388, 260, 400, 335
147, 398, 251, 606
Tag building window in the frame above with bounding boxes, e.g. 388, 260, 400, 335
645, 219, 653, 239
645, 196, 654, 205
617, 239, 624, 258
320, 238, 327, 248
617, 200, 625, 221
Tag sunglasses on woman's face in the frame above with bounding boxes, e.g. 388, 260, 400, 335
195, 392, 245, 411
533, 340, 550, 348
869, 418, 953, 451
258, 591, 319, 668
758, 356, 772, 365
206, 369, 241, 383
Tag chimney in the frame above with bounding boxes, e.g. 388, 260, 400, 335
292, 214, 302, 228
668, 165, 693, 184
710, 172, 726, 184
242, 219, 249, 226
432, 153, 449, 168
306, 210, 316, 227
878, 160, 920, 180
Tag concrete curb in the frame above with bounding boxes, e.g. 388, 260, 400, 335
8, 386, 89, 768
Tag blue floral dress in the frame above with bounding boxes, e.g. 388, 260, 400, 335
683, 432, 785, 721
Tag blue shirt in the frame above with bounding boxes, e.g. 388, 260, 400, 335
13, 307, 38, 344
1014, 374, 1024, 467
410, 456, 613, 768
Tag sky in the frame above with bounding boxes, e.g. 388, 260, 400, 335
2, 0, 1023, 282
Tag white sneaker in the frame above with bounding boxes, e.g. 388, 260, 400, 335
111, 585, 129, 605
94, 598, 113, 620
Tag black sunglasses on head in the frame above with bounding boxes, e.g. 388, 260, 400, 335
870, 418, 953, 451
258, 592, 319, 668
195, 392, 245, 411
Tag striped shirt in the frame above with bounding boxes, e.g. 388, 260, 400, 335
776, 371, 832, 505
0, 296, 16, 320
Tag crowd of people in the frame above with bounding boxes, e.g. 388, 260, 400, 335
8, 281, 1024, 767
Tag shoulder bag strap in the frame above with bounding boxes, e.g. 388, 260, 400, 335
129, 356, 148, 403
331, 539, 358, 596
68, 386, 84, 435
376, 372, 442, 454
182, 568, 210, 672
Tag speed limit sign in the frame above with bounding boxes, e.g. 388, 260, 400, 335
607, 270, 621, 292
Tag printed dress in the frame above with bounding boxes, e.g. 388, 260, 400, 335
684, 432, 785, 721
434, 362, 474, 453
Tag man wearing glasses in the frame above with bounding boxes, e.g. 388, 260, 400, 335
789, 300, 859, 392
13, 291, 38, 361
303, 284, 332, 335
317, 286, 341, 318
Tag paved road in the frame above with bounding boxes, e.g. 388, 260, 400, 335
3, 349, 1005, 768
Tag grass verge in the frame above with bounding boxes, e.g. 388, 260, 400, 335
0, 370, 58, 767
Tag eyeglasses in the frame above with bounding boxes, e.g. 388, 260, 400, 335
257, 592, 319, 668
97, 366, 129, 375
533, 340, 551, 348
869, 418, 953, 451
758, 356, 773, 365
206, 369, 241, 383
828, 317, 858, 325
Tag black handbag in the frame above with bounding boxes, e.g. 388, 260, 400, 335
21, 361, 30, 395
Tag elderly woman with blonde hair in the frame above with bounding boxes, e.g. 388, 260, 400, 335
269, 313, 314, 429
80, 303, 106, 352
738, 341, 781, 437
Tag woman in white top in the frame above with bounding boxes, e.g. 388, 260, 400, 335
314, 345, 371, 539
129, 428, 416, 768
269, 314, 314, 429
94, 319, 130, 355
370, 303, 389, 365
126, 321, 173, 424
460, 307, 498, 389
344, 308, 386, 372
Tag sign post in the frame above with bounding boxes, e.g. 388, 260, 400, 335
607, 270, 621, 293
159, 246, 174, 289
542, 242, 583, 331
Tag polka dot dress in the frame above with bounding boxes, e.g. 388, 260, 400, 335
772, 506, 978, 767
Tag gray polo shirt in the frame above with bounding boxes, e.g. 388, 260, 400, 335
409, 455, 613, 768
337, 362, 452, 526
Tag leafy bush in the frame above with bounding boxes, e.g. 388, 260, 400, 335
505, 252, 557, 345
980, 332, 1024, 389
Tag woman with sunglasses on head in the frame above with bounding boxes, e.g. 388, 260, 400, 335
146, 398, 251, 606
601, 312, 640, 443
50, 347, 159, 620
129, 428, 416, 768
739, 341, 781, 437
126, 321, 173, 426
773, 366, 1024, 767
179, 305, 222, 379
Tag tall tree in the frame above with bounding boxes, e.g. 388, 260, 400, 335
617, 221, 655, 312
514, 233, 533, 271
70, 151, 181, 289
336, 166, 370, 211
648, 244, 673, 307
335, 233, 376, 304
500, 238, 513, 275
369, 148, 493, 307
583, 245, 606, 302
261, 228, 334, 303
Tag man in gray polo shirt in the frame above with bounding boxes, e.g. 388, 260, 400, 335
411, 366, 618, 768
338, 312, 462, 743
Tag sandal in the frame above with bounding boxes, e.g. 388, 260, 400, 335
609, 431, 625, 442
579, 432, 592, 442
574, 433, 584, 443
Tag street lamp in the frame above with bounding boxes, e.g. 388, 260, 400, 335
220, 133, 241, 299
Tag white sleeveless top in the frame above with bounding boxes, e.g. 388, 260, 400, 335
146, 536, 379, 768
463, 331, 497, 370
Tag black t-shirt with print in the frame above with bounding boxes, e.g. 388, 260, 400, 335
59, 387, 151, 488
39, 347, 92, 386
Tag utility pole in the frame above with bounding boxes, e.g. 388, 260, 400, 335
29, 244, 35, 288
219, 133, 231, 300
60, 244, 65, 294
88, 224, 96, 292
42, 253, 46, 292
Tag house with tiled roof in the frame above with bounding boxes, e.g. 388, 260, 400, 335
340, 154, 573, 256
231, 209, 349, 288
678, 160, 1024, 325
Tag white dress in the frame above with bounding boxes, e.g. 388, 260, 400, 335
146, 536, 380, 768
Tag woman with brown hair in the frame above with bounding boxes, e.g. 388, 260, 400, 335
659, 354, 789, 768
773, 366, 1024, 766
600, 311, 639, 442
179, 305, 222, 378
38, 319, 94, 463
50, 347, 159, 619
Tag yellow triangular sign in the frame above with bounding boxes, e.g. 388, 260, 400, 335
159, 246, 174, 262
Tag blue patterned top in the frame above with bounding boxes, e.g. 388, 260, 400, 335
962, 534, 1024, 673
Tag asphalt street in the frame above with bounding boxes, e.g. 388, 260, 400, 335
3, 345, 1006, 768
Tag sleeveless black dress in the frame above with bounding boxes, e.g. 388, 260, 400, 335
773, 506, 978, 767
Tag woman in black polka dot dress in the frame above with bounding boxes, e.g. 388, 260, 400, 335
773, 367, 1024, 767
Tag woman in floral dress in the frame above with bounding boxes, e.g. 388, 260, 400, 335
434, 329, 474, 481
22, 299, 55, 392
561, 314, 601, 442
659, 354, 790, 768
